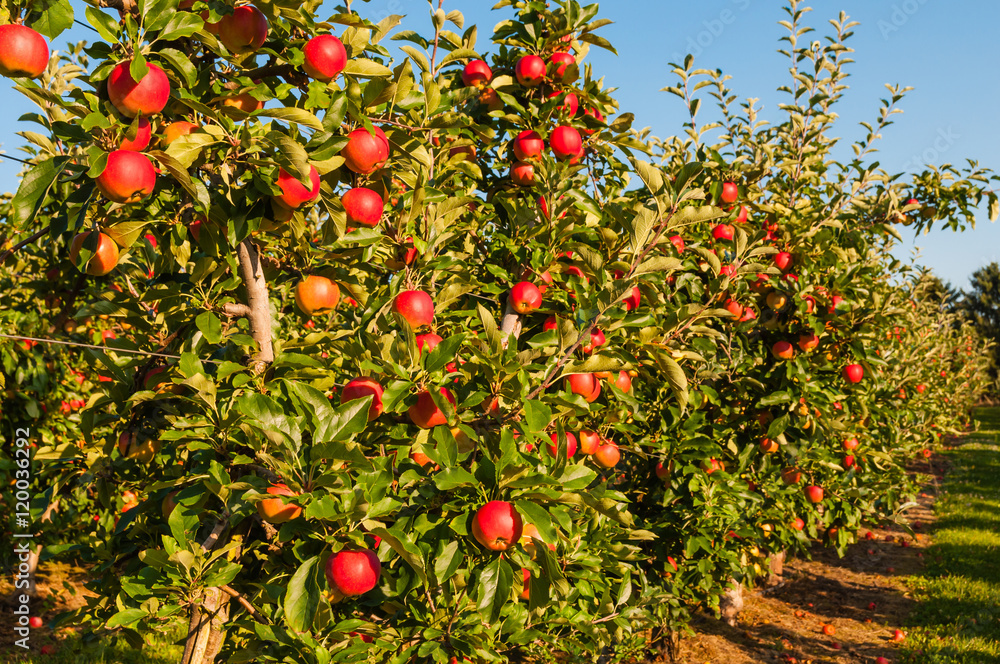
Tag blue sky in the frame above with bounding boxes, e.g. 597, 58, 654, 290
3, 0, 998, 290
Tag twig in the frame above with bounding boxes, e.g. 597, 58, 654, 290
220, 585, 268, 623
0, 225, 50, 264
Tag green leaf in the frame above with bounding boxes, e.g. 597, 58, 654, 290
522, 400, 552, 433
476, 557, 513, 622
283, 556, 321, 632
9, 156, 70, 231
433, 467, 477, 490
342, 59, 393, 78
196, 311, 223, 344
655, 353, 689, 411
156, 48, 198, 89
634, 256, 682, 277
85, 6, 121, 43
258, 107, 324, 132
106, 607, 148, 629
129, 52, 150, 85
433, 540, 463, 584
29, 0, 73, 39
313, 398, 370, 446
155, 12, 203, 41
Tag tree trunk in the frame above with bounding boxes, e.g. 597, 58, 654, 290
236, 239, 274, 373
499, 299, 522, 348
180, 587, 229, 664
718, 578, 744, 626
766, 550, 786, 586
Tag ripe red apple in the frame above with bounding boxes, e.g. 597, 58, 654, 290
218, 5, 268, 54
70, 232, 119, 276
510, 281, 542, 314
394, 290, 434, 328
510, 161, 535, 186
546, 431, 578, 458
340, 377, 384, 421
342, 187, 384, 227
582, 106, 605, 134
512, 130, 544, 161
614, 370, 632, 393
543, 315, 558, 332
581, 328, 606, 354
843, 455, 856, 468
890, 629, 905, 642
669, 235, 685, 253
655, 461, 670, 481
107, 60, 170, 118
0, 24, 49, 78
875, 658, 889, 664
221, 90, 264, 113
275, 165, 321, 209
735, 205, 749, 223
549, 90, 579, 115
28, 616, 43, 628
550, 125, 582, 160
578, 429, 600, 455
828, 294, 845, 314
257, 483, 302, 523
326, 548, 380, 596
759, 438, 778, 453
514, 54, 546, 87
805, 485, 824, 503
712, 224, 734, 241
415, 333, 443, 355
96, 150, 157, 203
343, 126, 390, 174
623, 286, 641, 311
119, 118, 151, 151
916, 383, 926, 394
302, 34, 347, 81
548, 51, 575, 79
39, 644, 56, 655
295, 275, 339, 315
771, 340, 794, 360
520, 567, 531, 600
724, 299, 744, 319
159, 121, 199, 149
797, 332, 819, 352
774, 251, 793, 271
408, 387, 455, 429
720, 181, 739, 203
781, 467, 802, 484
472, 500, 523, 551
594, 442, 621, 468
791, 517, 805, 531
461, 59, 492, 87
843, 363, 864, 383
565, 373, 600, 402
843, 437, 859, 451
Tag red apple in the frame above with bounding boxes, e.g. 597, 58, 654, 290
594, 442, 620, 468
343, 126, 390, 174
712, 224, 734, 241
916, 383, 926, 394
549, 90, 579, 115
461, 59, 492, 87
275, 165, 321, 209
394, 290, 434, 328
550, 125, 582, 160
623, 286, 641, 311
805, 485, 824, 503
107, 61, 170, 118
408, 387, 455, 429
340, 377, 384, 421
669, 235, 685, 253
774, 251, 793, 271
0, 24, 49, 78
843, 455, 856, 468
119, 117, 151, 151
295, 275, 339, 315
510, 161, 535, 186
326, 548, 380, 596
513, 130, 544, 161
548, 51, 575, 79
96, 150, 156, 203
578, 429, 600, 455
514, 54, 546, 87
520, 567, 531, 600
342, 187, 384, 227
257, 483, 302, 523
791, 517, 805, 531
218, 5, 268, 54
724, 299, 744, 319
303, 34, 347, 81
891, 629, 905, 642
771, 340, 794, 360
546, 431, 578, 458
781, 467, 801, 484
70, 232, 119, 276
415, 333, 443, 355
843, 437, 859, 451
759, 438, 778, 453
162, 121, 199, 146
510, 281, 542, 314
472, 500, 523, 551
543, 315, 558, 332
798, 332, 818, 352
614, 370, 632, 393
28, 616, 43, 629
565, 373, 600, 403
720, 181, 739, 203
843, 363, 864, 383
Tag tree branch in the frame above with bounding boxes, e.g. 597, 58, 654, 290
0, 225, 50, 265
236, 239, 275, 373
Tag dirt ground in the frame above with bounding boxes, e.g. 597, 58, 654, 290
0, 559, 95, 653
675, 458, 944, 664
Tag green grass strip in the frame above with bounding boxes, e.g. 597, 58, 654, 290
904, 406, 1000, 664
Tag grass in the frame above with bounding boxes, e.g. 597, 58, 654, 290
10, 622, 184, 664
902, 406, 1000, 664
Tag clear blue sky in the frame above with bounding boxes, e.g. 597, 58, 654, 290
3, 0, 998, 290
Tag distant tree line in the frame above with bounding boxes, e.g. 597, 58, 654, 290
936, 263, 1000, 392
